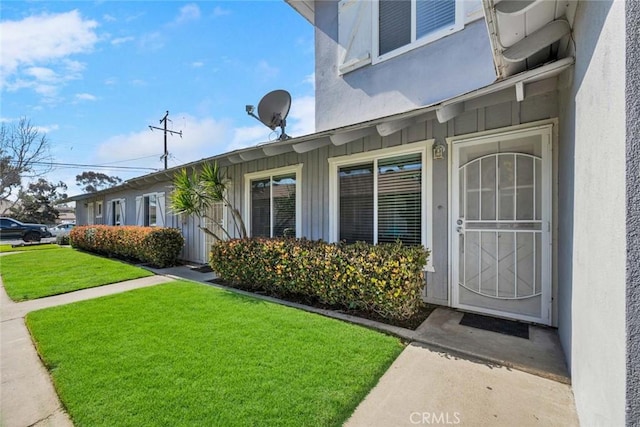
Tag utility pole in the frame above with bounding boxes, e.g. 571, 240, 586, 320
149, 111, 182, 170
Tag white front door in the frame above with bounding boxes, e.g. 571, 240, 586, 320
451, 125, 553, 325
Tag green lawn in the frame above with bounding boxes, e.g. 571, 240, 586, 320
0, 243, 60, 253
27, 281, 404, 427
1, 247, 153, 301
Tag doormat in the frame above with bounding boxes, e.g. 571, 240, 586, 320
191, 265, 213, 273
459, 313, 529, 339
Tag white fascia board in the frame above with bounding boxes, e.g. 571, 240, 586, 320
284, 0, 314, 24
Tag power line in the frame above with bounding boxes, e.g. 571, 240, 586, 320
8, 160, 159, 172
95, 154, 163, 166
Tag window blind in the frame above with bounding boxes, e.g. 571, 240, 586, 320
416, 0, 456, 39
379, 0, 411, 55
339, 164, 374, 243
377, 154, 422, 245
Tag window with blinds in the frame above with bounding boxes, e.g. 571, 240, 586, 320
339, 164, 374, 243
273, 174, 296, 237
338, 153, 423, 245
251, 179, 271, 238
378, 154, 422, 245
250, 174, 297, 238
378, 0, 459, 57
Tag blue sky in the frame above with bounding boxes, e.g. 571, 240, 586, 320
1, 1, 315, 196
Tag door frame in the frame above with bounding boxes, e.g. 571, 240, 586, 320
447, 121, 554, 325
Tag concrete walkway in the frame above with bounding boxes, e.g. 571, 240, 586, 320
345, 343, 579, 427
0, 275, 172, 427
1, 261, 579, 427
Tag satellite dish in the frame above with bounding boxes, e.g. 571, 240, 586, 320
246, 89, 292, 140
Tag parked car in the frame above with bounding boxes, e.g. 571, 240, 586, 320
0, 217, 53, 242
49, 223, 75, 236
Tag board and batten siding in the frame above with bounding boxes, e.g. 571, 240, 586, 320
225, 89, 558, 308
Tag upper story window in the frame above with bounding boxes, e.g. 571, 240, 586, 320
378, 0, 458, 57
338, 0, 464, 74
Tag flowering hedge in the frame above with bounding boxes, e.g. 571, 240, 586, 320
210, 238, 429, 320
70, 225, 184, 268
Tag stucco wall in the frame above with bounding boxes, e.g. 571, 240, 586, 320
557, 0, 626, 425
313, 1, 496, 131
626, 0, 640, 424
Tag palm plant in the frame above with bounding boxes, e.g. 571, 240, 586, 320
169, 162, 247, 241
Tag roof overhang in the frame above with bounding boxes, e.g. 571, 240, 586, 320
68, 58, 573, 203
483, 0, 578, 79
285, 0, 314, 24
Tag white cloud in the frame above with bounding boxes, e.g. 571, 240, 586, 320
34, 124, 60, 134
138, 32, 163, 51
303, 72, 315, 90
288, 96, 315, 137
191, 61, 204, 68
228, 125, 275, 151
103, 14, 117, 22
0, 10, 98, 88
174, 4, 201, 25
25, 67, 58, 82
111, 36, 134, 46
256, 60, 279, 81
75, 93, 98, 102
213, 6, 232, 17
105, 77, 118, 85
95, 115, 231, 168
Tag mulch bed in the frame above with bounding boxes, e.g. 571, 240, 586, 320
208, 278, 437, 331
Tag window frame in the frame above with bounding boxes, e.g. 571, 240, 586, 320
244, 164, 303, 238
96, 201, 103, 218
108, 198, 125, 226
87, 202, 95, 225
372, 0, 464, 64
328, 140, 434, 265
143, 193, 158, 227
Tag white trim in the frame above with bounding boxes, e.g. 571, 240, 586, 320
447, 120, 555, 325
107, 198, 126, 226
372, 0, 464, 64
328, 140, 434, 267
244, 164, 303, 238
95, 201, 103, 219
87, 202, 95, 225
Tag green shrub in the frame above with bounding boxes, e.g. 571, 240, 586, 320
56, 234, 71, 246
70, 226, 184, 268
210, 238, 429, 320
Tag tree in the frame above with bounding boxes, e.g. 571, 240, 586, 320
75, 171, 122, 193
0, 118, 52, 214
9, 179, 68, 224
169, 162, 246, 241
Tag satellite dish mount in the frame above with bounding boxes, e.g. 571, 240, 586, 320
246, 89, 292, 141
